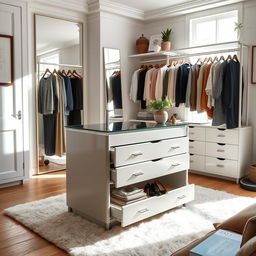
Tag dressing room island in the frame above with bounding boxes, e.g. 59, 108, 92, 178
66, 121, 194, 229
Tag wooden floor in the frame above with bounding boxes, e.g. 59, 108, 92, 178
0, 171, 255, 256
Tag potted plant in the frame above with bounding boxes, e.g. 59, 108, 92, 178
161, 28, 172, 51
234, 22, 243, 41
148, 98, 172, 124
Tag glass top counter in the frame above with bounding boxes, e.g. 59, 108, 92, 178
66, 121, 188, 133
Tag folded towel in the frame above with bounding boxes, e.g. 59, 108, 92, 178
111, 195, 147, 206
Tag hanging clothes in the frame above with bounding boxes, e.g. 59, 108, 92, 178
129, 69, 140, 102
61, 74, 74, 116
167, 65, 179, 105
55, 75, 66, 157
190, 64, 200, 111
201, 64, 213, 119
137, 68, 148, 109
222, 59, 240, 129
110, 73, 122, 109
175, 63, 191, 107
185, 66, 193, 108
212, 61, 227, 126
143, 68, 155, 105
38, 74, 59, 156
150, 69, 160, 100
155, 65, 168, 100
68, 77, 83, 126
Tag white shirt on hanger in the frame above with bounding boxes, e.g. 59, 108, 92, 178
155, 65, 168, 100
129, 69, 140, 102
143, 68, 155, 105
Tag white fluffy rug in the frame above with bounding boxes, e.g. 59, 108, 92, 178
4, 186, 256, 256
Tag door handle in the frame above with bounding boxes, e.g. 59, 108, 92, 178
170, 146, 180, 150
170, 163, 180, 167
12, 110, 22, 120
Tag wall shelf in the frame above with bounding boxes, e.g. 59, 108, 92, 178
128, 41, 242, 60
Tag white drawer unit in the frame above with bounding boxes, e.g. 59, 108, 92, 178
205, 142, 238, 160
189, 126, 206, 141
206, 128, 239, 145
205, 157, 238, 178
66, 123, 194, 229
111, 184, 194, 227
189, 140, 205, 155
111, 153, 189, 188
188, 125, 252, 183
111, 137, 188, 167
190, 154, 205, 171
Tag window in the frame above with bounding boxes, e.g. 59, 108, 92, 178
190, 11, 238, 46
39, 53, 60, 73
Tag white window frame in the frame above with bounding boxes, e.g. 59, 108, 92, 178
185, 4, 242, 47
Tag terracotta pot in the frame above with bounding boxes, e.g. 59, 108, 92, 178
161, 41, 171, 51
153, 110, 168, 124
136, 34, 149, 54
249, 164, 256, 183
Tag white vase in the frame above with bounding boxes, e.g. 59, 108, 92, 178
153, 110, 168, 124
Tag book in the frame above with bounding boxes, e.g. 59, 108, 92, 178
190, 229, 242, 256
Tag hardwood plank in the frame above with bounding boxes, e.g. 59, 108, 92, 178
0, 170, 254, 256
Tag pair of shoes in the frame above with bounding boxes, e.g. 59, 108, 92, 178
144, 181, 167, 197
154, 180, 167, 195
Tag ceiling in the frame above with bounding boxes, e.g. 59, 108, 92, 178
36, 15, 80, 54
109, 0, 190, 12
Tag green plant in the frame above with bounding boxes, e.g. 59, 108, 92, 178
148, 98, 172, 111
161, 28, 172, 42
234, 22, 243, 31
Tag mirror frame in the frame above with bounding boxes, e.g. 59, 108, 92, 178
34, 14, 84, 174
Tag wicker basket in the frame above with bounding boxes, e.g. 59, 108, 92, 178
248, 164, 256, 183
136, 34, 149, 54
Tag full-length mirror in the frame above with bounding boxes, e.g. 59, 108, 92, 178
103, 47, 123, 122
35, 15, 83, 174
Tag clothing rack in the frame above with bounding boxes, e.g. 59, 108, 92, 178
38, 62, 83, 68
129, 41, 250, 128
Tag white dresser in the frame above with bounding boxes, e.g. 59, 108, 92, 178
189, 125, 252, 183
66, 122, 194, 229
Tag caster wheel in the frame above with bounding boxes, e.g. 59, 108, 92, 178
44, 159, 50, 165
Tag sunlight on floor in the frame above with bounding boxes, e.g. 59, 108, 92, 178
32, 173, 66, 179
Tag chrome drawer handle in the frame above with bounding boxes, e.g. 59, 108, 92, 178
138, 208, 149, 213
216, 164, 224, 168
217, 149, 225, 152
170, 146, 180, 150
131, 152, 143, 157
177, 195, 186, 200
171, 163, 180, 167
217, 134, 225, 137
132, 171, 144, 177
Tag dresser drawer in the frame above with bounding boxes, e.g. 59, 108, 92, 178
205, 157, 238, 178
189, 140, 205, 155
111, 154, 189, 188
189, 154, 205, 171
206, 128, 239, 145
111, 184, 194, 227
205, 142, 238, 160
111, 137, 188, 167
189, 126, 205, 141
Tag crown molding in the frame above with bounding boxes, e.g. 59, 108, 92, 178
88, 0, 144, 20
145, 0, 247, 21
26, 0, 88, 14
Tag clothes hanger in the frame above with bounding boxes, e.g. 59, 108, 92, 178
61, 69, 67, 75
226, 54, 232, 61
219, 55, 225, 62
207, 57, 213, 64
195, 58, 203, 65
53, 69, 61, 78
42, 68, 52, 78
203, 57, 208, 63
67, 69, 75, 77
213, 56, 219, 62
233, 54, 239, 62
72, 70, 82, 78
